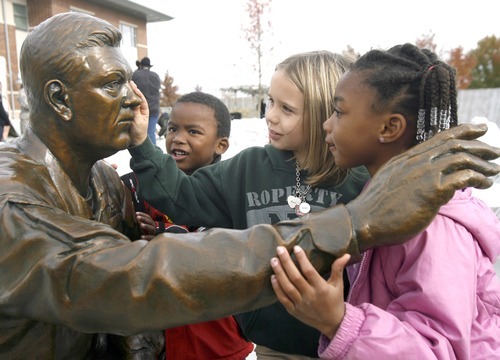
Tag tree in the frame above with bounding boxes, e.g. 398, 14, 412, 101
243, 0, 272, 116
161, 71, 181, 107
415, 32, 438, 53
342, 45, 360, 60
446, 46, 477, 89
469, 35, 500, 88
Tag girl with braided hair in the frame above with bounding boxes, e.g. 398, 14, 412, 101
269, 43, 500, 359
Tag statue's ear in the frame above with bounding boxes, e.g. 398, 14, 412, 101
44, 80, 72, 121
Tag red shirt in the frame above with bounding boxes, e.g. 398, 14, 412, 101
166, 317, 254, 360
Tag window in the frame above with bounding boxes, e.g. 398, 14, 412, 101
13, 3, 28, 31
119, 23, 138, 68
120, 23, 137, 48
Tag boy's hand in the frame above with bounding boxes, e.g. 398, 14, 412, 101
135, 212, 156, 241
129, 81, 149, 146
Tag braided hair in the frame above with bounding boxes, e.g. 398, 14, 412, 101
352, 43, 458, 144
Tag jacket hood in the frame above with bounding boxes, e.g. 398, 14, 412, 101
439, 188, 500, 263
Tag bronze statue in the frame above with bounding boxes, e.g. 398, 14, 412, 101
0, 12, 498, 358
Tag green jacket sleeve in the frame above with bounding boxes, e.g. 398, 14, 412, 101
129, 139, 233, 228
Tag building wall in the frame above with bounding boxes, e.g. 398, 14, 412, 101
25, 0, 148, 61
26, 0, 147, 32
0, 23, 18, 78
27, 0, 53, 26
458, 88, 500, 127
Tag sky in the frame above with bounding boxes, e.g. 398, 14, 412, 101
136, 0, 499, 96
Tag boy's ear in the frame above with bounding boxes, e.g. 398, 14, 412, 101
215, 137, 229, 155
44, 80, 72, 121
379, 114, 406, 143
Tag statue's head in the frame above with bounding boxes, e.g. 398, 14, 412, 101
20, 12, 122, 120
20, 12, 141, 160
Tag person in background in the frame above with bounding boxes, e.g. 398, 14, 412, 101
270, 43, 500, 359
0, 81, 11, 141
157, 109, 170, 138
132, 56, 162, 145
260, 98, 267, 119
1, 11, 499, 359
18, 83, 30, 134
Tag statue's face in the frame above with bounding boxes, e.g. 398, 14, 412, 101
66, 46, 140, 158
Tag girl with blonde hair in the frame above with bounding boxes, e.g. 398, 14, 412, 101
129, 50, 369, 358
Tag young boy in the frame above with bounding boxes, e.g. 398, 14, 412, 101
122, 91, 253, 359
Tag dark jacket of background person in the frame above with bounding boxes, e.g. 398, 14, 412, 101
0, 95, 11, 141
132, 63, 161, 116
0, 99, 10, 127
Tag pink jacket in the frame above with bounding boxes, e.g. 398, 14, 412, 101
319, 188, 500, 359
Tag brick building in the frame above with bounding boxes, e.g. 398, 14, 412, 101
0, 0, 171, 119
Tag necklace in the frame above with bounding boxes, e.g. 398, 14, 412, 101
287, 161, 312, 216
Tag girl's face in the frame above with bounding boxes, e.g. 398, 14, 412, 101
165, 102, 227, 175
266, 69, 306, 160
323, 71, 387, 176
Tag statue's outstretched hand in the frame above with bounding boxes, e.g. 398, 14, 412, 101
347, 123, 500, 252
129, 80, 149, 146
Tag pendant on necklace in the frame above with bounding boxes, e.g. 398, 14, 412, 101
299, 202, 310, 214
287, 195, 302, 209
291, 161, 312, 217
295, 202, 311, 216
